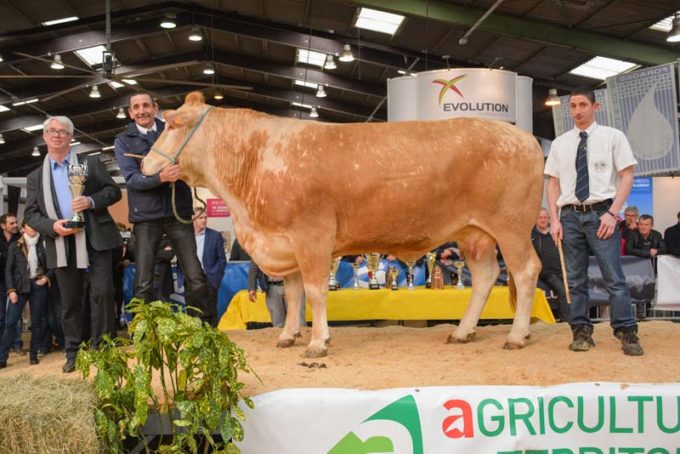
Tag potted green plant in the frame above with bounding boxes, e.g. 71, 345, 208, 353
77, 300, 256, 453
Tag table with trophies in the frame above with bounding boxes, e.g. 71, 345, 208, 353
219, 253, 555, 330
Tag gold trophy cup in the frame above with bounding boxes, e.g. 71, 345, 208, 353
389, 266, 399, 291
64, 163, 88, 229
425, 252, 436, 288
453, 259, 466, 289
365, 253, 382, 290
406, 260, 416, 290
328, 257, 341, 291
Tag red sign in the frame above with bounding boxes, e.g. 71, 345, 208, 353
206, 198, 230, 217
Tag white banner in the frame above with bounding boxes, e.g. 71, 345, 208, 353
656, 255, 680, 310
416, 68, 516, 122
237, 383, 680, 453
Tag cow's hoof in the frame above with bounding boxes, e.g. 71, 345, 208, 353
503, 341, 525, 350
446, 332, 475, 344
304, 345, 328, 358
277, 338, 295, 348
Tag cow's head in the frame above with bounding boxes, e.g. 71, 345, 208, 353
140, 91, 211, 183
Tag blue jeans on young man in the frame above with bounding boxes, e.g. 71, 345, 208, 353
0, 283, 24, 351
133, 218, 211, 320
0, 281, 48, 362
561, 209, 637, 333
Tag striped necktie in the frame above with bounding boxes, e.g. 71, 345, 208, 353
575, 131, 589, 202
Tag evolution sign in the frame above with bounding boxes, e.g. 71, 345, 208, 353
416, 68, 517, 123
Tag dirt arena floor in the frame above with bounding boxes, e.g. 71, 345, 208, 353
1, 320, 678, 395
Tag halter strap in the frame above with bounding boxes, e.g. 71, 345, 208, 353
150, 105, 214, 164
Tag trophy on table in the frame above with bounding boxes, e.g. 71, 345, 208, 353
365, 252, 382, 290
406, 260, 416, 290
425, 252, 436, 288
63, 163, 88, 229
328, 257, 341, 291
352, 263, 360, 290
453, 259, 466, 290
388, 266, 399, 291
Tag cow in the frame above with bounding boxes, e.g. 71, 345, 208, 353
141, 92, 544, 358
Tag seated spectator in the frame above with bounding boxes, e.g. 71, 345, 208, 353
625, 214, 665, 320
531, 208, 569, 322
625, 215, 667, 259
664, 210, 680, 257
619, 206, 639, 255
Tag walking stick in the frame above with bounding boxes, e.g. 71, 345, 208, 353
556, 238, 572, 305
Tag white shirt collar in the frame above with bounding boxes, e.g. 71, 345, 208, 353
135, 123, 157, 135
575, 121, 598, 136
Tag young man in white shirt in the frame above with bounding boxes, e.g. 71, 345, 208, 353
545, 87, 643, 356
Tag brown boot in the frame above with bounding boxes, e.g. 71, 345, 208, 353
616, 329, 644, 356
569, 325, 595, 352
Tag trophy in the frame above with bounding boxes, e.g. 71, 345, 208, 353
328, 257, 341, 291
432, 265, 444, 289
453, 259, 466, 290
388, 266, 399, 291
352, 263, 360, 290
64, 163, 88, 229
406, 260, 416, 290
425, 252, 436, 288
364, 252, 382, 290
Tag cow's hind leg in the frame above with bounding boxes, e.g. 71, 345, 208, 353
277, 272, 305, 348
448, 229, 499, 344
496, 233, 541, 349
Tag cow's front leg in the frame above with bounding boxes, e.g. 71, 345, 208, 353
277, 272, 305, 348
303, 281, 330, 357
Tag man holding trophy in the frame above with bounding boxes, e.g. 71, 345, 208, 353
25, 116, 122, 373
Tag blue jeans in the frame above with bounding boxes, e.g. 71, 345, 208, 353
0, 281, 48, 362
561, 209, 636, 332
133, 218, 211, 321
0, 283, 24, 350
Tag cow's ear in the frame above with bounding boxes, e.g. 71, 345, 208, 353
164, 109, 188, 128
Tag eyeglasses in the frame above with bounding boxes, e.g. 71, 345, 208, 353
45, 128, 71, 136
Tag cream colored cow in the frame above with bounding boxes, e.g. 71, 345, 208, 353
141, 92, 544, 357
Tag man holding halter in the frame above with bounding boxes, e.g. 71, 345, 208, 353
114, 92, 212, 324
545, 87, 643, 356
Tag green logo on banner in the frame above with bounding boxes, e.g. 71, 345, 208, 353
328, 395, 424, 454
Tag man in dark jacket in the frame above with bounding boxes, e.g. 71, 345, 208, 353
531, 208, 569, 322
25, 115, 122, 373
114, 92, 211, 322
625, 215, 667, 259
664, 211, 680, 257
192, 208, 226, 326
0, 213, 21, 354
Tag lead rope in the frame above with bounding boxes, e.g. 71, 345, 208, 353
171, 183, 207, 224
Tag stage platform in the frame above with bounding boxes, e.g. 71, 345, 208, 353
218, 286, 555, 330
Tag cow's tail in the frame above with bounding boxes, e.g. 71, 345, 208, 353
508, 272, 517, 313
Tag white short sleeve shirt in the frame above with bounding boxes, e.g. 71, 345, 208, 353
544, 122, 637, 207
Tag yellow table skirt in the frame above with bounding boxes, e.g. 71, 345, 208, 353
218, 286, 555, 330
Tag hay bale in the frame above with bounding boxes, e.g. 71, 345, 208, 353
0, 374, 100, 453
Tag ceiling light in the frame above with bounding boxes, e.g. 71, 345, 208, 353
122, 79, 137, 85
545, 88, 561, 107
355, 7, 405, 35
324, 54, 336, 70
296, 49, 327, 68
294, 80, 318, 89
569, 56, 637, 80
214, 92, 224, 100
22, 124, 44, 133
0, 105, 9, 112
309, 107, 319, 118
188, 26, 203, 41
109, 81, 124, 89
203, 63, 215, 75
292, 101, 313, 109
667, 13, 680, 42
0, 55, 3, 62
89, 85, 101, 98
0, 134, 4, 144
160, 13, 177, 29
50, 54, 64, 70
650, 15, 673, 32
102, 145, 115, 151
116, 107, 126, 119
316, 85, 327, 98
32, 147, 40, 157
339, 44, 354, 62
70, 141, 81, 146
41, 16, 79, 26
12, 98, 38, 106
